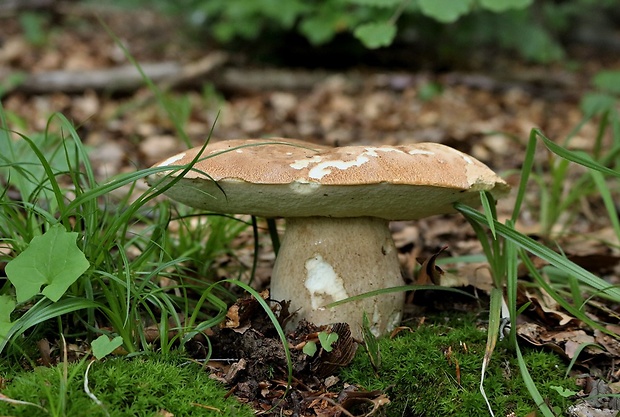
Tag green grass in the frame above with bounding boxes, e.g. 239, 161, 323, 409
0, 104, 249, 356
453, 120, 620, 416
341, 313, 576, 417
0, 354, 253, 417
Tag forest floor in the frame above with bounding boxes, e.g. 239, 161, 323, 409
1, 3, 620, 416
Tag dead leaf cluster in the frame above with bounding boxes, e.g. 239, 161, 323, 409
187, 292, 392, 416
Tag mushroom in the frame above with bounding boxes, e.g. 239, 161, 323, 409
148, 138, 509, 338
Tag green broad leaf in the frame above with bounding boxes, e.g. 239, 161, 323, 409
91, 335, 124, 360
549, 385, 579, 398
261, 0, 309, 28
5, 224, 90, 303
515, 26, 564, 63
0, 295, 16, 341
303, 340, 318, 356
479, 0, 532, 13
593, 70, 620, 94
299, 16, 341, 45
580, 92, 617, 116
0, 132, 75, 206
353, 22, 397, 49
318, 331, 339, 352
418, 0, 473, 23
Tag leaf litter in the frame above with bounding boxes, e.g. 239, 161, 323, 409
193, 291, 384, 416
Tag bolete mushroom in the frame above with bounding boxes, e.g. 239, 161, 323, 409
148, 138, 509, 338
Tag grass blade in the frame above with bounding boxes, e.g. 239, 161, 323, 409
533, 128, 620, 178
480, 287, 502, 417
456, 203, 620, 301
325, 285, 474, 308
590, 169, 620, 243
480, 191, 497, 239
0, 298, 100, 354
515, 342, 556, 417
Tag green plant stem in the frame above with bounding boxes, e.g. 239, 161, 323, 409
267, 218, 280, 256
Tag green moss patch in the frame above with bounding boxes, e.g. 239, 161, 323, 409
340, 314, 576, 416
0, 354, 253, 417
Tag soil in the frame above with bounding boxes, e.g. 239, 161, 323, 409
188, 293, 360, 414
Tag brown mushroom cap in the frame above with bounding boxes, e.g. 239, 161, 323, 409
148, 138, 509, 220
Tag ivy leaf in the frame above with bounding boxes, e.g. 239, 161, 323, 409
549, 385, 579, 398
479, 0, 532, 13
303, 340, 318, 356
354, 22, 397, 49
5, 224, 90, 303
91, 335, 124, 360
300, 15, 343, 45
418, 0, 473, 23
0, 295, 16, 342
516, 25, 564, 63
592, 71, 620, 94
318, 331, 339, 352
580, 93, 617, 117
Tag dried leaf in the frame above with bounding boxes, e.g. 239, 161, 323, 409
416, 245, 448, 285
523, 289, 579, 327
222, 290, 270, 332
594, 326, 620, 357
312, 323, 358, 378
338, 386, 391, 416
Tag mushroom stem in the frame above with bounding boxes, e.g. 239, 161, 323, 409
270, 216, 405, 339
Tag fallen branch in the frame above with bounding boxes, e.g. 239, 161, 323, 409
6, 55, 579, 99
12, 52, 228, 94
211, 67, 339, 93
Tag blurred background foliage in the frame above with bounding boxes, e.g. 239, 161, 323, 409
115, 0, 620, 67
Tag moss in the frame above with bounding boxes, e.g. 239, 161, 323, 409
0, 354, 252, 417
340, 313, 576, 416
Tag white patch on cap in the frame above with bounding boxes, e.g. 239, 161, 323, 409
304, 254, 348, 310
462, 155, 473, 164
158, 153, 186, 167
290, 181, 320, 194
290, 155, 322, 170
364, 147, 406, 157
293, 147, 424, 181
236, 149, 243, 153
408, 149, 434, 156
308, 154, 369, 179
